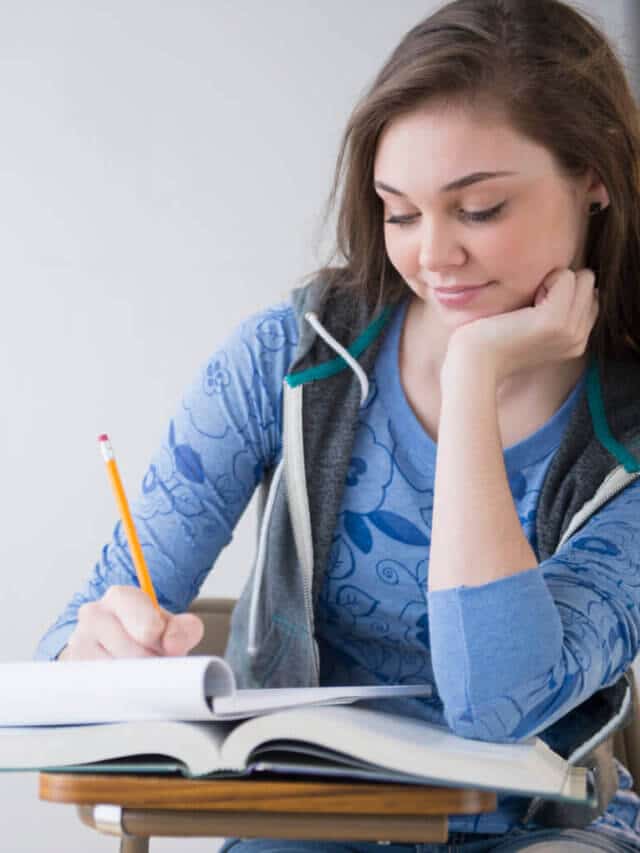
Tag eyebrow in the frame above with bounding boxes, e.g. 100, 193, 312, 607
373, 170, 518, 196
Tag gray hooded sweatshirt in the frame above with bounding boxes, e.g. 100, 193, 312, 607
224, 275, 638, 830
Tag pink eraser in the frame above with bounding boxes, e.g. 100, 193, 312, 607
98, 433, 109, 442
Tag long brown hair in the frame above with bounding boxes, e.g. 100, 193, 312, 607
303, 0, 640, 363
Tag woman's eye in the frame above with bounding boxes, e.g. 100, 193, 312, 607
384, 213, 419, 226
384, 202, 506, 226
461, 202, 506, 223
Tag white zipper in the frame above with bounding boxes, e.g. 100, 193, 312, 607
558, 465, 640, 549
246, 457, 285, 657
283, 380, 320, 682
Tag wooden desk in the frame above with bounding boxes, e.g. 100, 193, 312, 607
40, 772, 497, 852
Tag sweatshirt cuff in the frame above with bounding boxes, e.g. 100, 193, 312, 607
428, 567, 563, 713
34, 623, 76, 661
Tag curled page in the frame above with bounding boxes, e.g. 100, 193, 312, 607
0, 656, 234, 725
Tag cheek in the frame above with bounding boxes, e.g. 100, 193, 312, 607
383, 228, 414, 274
492, 228, 552, 302
489, 223, 530, 273
502, 203, 578, 285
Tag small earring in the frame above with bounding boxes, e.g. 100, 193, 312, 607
589, 202, 604, 216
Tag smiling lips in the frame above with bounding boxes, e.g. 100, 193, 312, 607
434, 282, 491, 292
432, 281, 494, 308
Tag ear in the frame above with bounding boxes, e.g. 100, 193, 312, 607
584, 167, 610, 210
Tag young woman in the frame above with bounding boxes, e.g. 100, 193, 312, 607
38, 0, 640, 849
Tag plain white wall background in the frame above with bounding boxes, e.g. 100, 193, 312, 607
0, 1, 636, 850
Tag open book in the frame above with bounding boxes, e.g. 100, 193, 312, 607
0, 702, 591, 805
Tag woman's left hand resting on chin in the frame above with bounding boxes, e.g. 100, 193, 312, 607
428, 267, 599, 593
443, 267, 599, 384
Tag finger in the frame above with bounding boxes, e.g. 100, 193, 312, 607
88, 605, 160, 658
61, 635, 112, 661
533, 283, 549, 307
102, 585, 168, 652
575, 268, 596, 300
161, 613, 205, 657
537, 268, 576, 315
539, 267, 574, 291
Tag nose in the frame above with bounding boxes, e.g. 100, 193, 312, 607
418, 215, 467, 271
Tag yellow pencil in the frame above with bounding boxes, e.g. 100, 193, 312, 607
98, 433, 160, 610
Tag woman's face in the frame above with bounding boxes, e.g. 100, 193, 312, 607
373, 105, 605, 331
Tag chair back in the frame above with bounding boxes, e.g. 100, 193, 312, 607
613, 667, 640, 792
189, 596, 640, 795
188, 597, 235, 657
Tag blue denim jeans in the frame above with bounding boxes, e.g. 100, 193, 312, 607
219, 827, 640, 852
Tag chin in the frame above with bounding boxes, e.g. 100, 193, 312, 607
433, 300, 499, 323
445, 314, 491, 332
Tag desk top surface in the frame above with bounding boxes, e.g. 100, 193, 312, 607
39, 772, 497, 816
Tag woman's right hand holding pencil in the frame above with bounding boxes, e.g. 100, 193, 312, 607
58, 586, 204, 660
58, 434, 204, 661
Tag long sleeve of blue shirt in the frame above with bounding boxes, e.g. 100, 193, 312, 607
428, 478, 640, 742
35, 302, 299, 661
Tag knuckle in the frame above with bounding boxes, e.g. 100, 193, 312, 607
549, 268, 568, 285
137, 610, 164, 645
103, 584, 139, 614
78, 601, 98, 623
103, 585, 122, 606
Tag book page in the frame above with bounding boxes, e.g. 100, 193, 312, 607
210, 683, 433, 719
221, 705, 588, 802
0, 656, 233, 725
